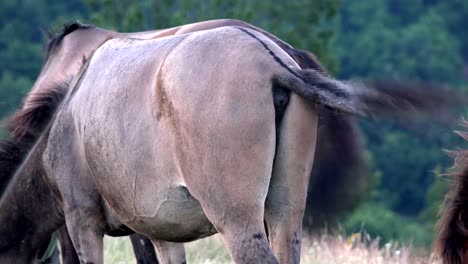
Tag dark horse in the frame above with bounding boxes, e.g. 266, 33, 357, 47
436, 120, 468, 264
0, 24, 459, 263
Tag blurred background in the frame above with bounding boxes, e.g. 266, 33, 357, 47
1, 0, 467, 249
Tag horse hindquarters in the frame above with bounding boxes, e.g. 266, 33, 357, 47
166, 97, 278, 264
158, 28, 280, 263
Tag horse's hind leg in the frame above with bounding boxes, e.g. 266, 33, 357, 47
265, 95, 318, 264
57, 225, 80, 264
152, 241, 185, 264
64, 204, 105, 264
129, 234, 159, 264
177, 110, 279, 263
216, 215, 278, 264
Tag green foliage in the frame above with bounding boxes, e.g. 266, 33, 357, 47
361, 120, 455, 215
343, 203, 433, 247
343, 171, 451, 247
0, 71, 32, 117
335, 1, 463, 83
0, 126, 8, 140
419, 171, 450, 224
432, 0, 468, 61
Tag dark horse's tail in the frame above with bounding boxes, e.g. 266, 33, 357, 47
436, 122, 468, 264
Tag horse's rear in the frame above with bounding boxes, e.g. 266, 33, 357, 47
157, 27, 319, 263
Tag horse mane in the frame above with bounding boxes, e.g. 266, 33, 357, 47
435, 120, 468, 264
0, 82, 69, 195
6, 80, 70, 140
45, 22, 92, 60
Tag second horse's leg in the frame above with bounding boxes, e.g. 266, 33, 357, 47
129, 234, 159, 264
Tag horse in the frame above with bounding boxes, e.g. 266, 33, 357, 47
19, 20, 367, 228
436, 120, 468, 264
1, 19, 365, 263
0, 25, 454, 263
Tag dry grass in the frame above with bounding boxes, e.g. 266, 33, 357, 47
103, 234, 440, 264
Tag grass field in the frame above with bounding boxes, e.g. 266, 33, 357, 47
103, 234, 441, 264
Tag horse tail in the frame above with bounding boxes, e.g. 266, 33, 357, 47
234, 26, 460, 118
304, 112, 368, 229
435, 122, 468, 264
273, 68, 461, 118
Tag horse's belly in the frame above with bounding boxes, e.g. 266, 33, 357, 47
129, 185, 216, 242
80, 119, 215, 241
84, 134, 216, 241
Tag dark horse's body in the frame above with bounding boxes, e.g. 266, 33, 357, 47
436, 121, 468, 264
1, 20, 365, 263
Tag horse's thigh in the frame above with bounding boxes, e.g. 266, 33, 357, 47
265, 95, 318, 264
179, 135, 277, 263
